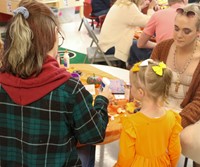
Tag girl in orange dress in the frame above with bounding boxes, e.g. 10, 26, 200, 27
114, 59, 183, 167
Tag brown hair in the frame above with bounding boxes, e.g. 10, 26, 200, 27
0, 0, 60, 78
130, 59, 172, 102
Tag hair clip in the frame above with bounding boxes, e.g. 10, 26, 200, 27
13, 6, 29, 19
152, 62, 166, 76
139, 59, 151, 67
131, 62, 141, 72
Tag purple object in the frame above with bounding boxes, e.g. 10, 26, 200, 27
71, 72, 80, 80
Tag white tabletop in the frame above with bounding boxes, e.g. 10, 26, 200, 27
91, 64, 130, 84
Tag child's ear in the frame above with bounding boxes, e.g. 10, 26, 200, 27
138, 88, 145, 97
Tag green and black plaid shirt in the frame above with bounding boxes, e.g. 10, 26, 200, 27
0, 78, 109, 167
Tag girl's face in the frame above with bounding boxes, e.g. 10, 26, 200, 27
173, 14, 199, 47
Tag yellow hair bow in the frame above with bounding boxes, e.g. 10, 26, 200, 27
152, 62, 166, 76
131, 62, 141, 72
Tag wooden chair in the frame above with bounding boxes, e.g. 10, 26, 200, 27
83, 17, 118, 66
78, 2, 98, 31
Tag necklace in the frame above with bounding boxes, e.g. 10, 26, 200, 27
173, 41, 197, 93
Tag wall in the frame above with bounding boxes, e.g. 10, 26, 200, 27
0, 0, 83, 15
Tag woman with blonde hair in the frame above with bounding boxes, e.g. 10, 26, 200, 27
151, 3, 200, 167
99, 0, 157, 65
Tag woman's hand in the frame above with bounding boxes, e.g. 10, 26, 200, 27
139, 0, 151, 10
148, 0, 158, 9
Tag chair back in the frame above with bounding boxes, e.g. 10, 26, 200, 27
78, 2, 98, 31
83, 17, 118, 66
83, 2, 93, 18
83, 17, 99, 45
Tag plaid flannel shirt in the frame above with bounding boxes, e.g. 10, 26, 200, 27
0, 77, 109, 167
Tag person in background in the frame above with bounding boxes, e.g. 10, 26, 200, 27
0, 0, 113, 166
114, 59, 182, 167
150, 3, 200, 167
98, 0, 157, 66
128, 0, 187, 68
91, 0, 111, 17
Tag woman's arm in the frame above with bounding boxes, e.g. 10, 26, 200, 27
71, 79, 109, 144
180, 121, 200, 164
137, 32, 157, 48
180, 83, 200, 128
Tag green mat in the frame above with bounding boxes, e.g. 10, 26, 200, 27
59, 47, 89, 64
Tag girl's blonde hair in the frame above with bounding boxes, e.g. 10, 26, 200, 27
130, 59, 172, 102
115, 0, 142, 7
0, 0, 60, 78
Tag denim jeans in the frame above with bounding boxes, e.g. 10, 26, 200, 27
128, 40, 152, 66
77, 145, 96, 167
91, 9, 109, 17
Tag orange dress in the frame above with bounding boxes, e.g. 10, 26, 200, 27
115, 110, 182, 167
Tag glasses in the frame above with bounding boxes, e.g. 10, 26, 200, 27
176, 7, 200, 18
58, 31, 64, 47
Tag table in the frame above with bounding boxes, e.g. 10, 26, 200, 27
68, 64, 130, 144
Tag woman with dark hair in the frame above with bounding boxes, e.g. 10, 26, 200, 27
0, 0, 112, 166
